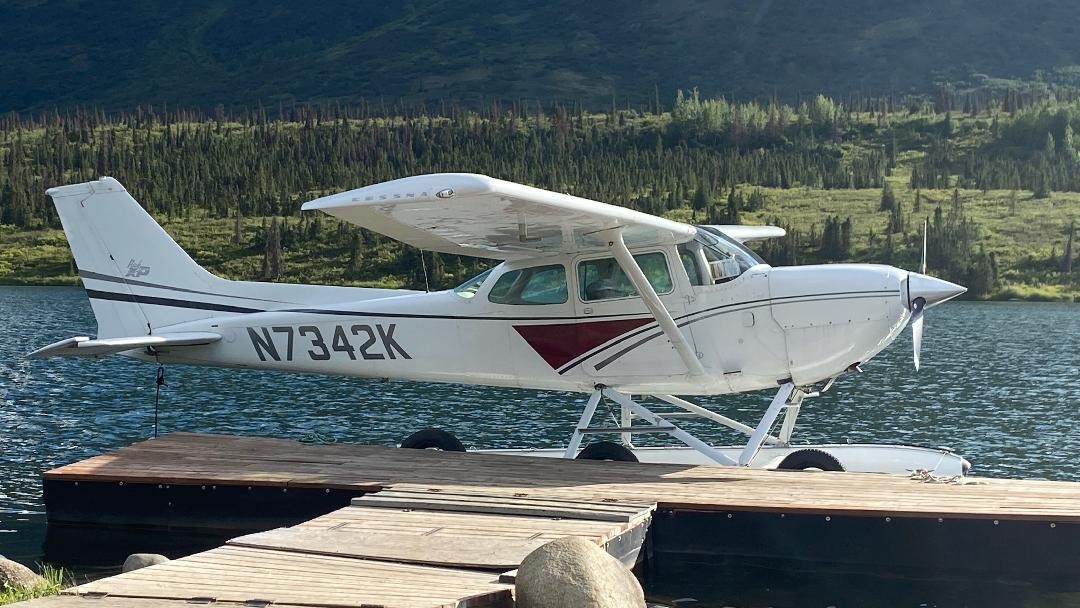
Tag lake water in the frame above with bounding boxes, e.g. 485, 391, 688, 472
2, 286, 1079, 606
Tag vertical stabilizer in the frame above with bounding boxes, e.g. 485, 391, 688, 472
48, 178, 221, 337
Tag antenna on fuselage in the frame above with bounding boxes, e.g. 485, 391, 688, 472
920, 218, 927, 274
419, 248, 431, 292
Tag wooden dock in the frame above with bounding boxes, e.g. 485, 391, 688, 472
36, 432, 1080, 601
45, 432, 1080, 520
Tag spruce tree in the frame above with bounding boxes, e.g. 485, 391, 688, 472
1062, 221, 1075, 274
691, 187, 708, 222
262, 217, 284, 280
232, 208, 242, 245
879, 183, 896, 211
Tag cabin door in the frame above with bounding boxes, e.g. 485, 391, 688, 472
570, 248, 692, 377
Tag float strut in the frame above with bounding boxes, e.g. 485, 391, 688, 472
738, 382, 797, 466
563, 389, 603, 458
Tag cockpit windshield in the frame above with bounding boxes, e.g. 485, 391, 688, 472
679, 227, 764, 285
453, 268, 493, 299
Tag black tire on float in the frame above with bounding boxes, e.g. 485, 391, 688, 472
776, 448, 845, 471
399, 428, 466, 451
575, 441, 639, 462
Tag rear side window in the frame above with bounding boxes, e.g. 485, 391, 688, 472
578, 252, 673, 301
488, 265, 568, 305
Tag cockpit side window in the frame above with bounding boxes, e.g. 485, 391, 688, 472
488, 264, 568, 305
693, 227, 763, 283
678, 244, 706, 286
578, 252, 673, 301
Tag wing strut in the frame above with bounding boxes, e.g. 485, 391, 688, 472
607, 229, 706, 377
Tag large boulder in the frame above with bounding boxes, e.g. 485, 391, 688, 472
122, 553, 169, 573
515, 536, 645, 608
0, 558, 45, 589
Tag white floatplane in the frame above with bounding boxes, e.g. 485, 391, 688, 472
31, 174, 969, 474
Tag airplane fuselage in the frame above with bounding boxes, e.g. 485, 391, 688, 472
146, 254, 915, 395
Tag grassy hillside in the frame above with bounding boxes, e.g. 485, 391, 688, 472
4, 1, 1080, 111
3, 89, 1080, 300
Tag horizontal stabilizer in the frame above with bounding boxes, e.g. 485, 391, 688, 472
28, 332, 221, 358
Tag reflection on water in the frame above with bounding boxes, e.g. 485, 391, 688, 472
2, 287, 1079, 606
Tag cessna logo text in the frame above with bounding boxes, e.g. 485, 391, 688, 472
246, 324, 410, 362
125, 259, 150, 277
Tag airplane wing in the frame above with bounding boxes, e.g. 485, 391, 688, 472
301, 174, 696, 260
29, 332, 222, 358
707, 225, 786, 243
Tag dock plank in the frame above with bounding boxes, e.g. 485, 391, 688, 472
16, 598, 217, 608
300, 505, 641, 540
67, 545, 512, 608
352, 488, 652, 522
229, 526, 552, 570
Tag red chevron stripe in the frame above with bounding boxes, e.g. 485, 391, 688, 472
513, 318, 652, 370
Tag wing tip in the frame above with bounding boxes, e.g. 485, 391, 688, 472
707, 224, 786, 242
302, 173, 498, 211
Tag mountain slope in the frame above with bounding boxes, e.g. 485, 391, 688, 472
3, 0, 1080, 111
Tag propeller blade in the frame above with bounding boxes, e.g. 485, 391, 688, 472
910, 297, 925, 371
912, 312, 924, 371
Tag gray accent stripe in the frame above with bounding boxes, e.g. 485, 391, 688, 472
78, 270, 294, 304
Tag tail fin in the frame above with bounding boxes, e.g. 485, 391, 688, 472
48, 177, 228, 337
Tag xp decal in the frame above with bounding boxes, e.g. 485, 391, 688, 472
125, 259, 151, 278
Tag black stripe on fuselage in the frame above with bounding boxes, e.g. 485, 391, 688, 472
79, 270, 295, 304
85, 289, 265, 314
